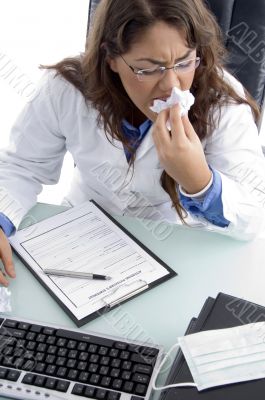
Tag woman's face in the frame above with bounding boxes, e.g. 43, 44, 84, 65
108, 21, 197, 123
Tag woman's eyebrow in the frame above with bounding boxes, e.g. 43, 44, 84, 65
135, 49, 193, 65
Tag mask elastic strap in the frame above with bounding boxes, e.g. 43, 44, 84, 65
152, 342, 197, 391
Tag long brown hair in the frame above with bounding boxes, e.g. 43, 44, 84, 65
40, 0, 260, 222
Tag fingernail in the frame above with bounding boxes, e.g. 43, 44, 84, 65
10, 271, 16, 278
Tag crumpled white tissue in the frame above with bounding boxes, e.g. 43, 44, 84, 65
150, 87, 195, 130
0, 287, 12, 313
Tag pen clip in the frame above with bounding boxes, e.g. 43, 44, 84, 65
102, 279, 148, 308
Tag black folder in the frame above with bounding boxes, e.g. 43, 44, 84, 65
160, 292, 265, 400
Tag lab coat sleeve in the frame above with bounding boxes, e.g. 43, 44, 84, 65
0, 70, 67, 229
204, 100, 265, 240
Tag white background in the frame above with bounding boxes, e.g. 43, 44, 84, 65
0, 1, 264, 205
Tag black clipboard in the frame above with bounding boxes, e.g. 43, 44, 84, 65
11, 200, 177, 327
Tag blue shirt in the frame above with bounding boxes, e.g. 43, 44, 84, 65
0, 118, 229, 236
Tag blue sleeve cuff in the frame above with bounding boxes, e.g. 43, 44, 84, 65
179, 168, 230, 228
0, 213, 16, 237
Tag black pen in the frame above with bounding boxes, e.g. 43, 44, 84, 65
43, 269, 111, 280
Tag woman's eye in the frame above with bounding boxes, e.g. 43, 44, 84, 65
178, 60, 193, 68
138, 68, 158, 75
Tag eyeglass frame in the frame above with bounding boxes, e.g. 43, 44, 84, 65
120, 54, 201, 80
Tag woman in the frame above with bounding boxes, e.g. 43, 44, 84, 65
0, 0, 264, 286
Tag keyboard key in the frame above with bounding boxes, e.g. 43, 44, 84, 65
78, 371, 89, 383
36, 334, 46, 343
77, 342, 87, 351
46, 364, 56, 375
6, 369, 21, 382
111, 359, 121, 368
43, 327, 55, 335
96, 388, 107, 399
120, 351, 129, 360
68, 350, 78, 358
30, 324, 42, 333
130, 397, 144, 400
56, 367, 67, 378
122, 361, 132, 370
45, 354, 55, 364
132, 373, 150, 384
44, 377, 57, 389
46, 335, 56, 345
130, 353, 153, 364
79, 351, 89, 361
34, 375, 46, 387
109, 348, 119, 358
67, 340, 77, 350
88, 344, 98, 353
107, 391, 121, 400
135, 383, 147, 396
90, 373, 100, 385
114, 342, 127, 350
18, 322, 30, 331
99, 366, 109, 375
99, 346, 108, 355
112, 379, 122, 390
57, 338, 67, 347
100, 356, 110, 365
67, 359, 76, 368
77, 361, 87, 370
110, 368, 120, 378
121, 371, 131, 380
84, 385, 95, 397
140, 346, 159, 357
88, 363, 98, 373
101, 376, 111, 386
56, 357, 67, 366
133, 364, 152, 375
22, 373, 35, 384
67, 369, 78, 380
72, 383, 85, 395
58, 348, 68, 357
123, 381, 134, 393
47, 345, 57, 354
34, 363, 46, 373
0, 367, 7, 379
26, 332, 36, 341
23, 359, 35, 371
3, 319, 17, 329
56, 379, 70, 392
90, 354, 99, 363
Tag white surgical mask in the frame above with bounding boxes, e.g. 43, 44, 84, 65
152, 322, 265, 392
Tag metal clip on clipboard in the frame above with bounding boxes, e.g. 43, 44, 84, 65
102, 280, 149, 308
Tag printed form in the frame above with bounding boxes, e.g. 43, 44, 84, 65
10, 202, 171, 321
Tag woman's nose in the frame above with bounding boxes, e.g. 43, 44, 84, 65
158, 68, 181, 92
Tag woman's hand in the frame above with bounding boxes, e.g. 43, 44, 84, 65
152, 103, 212, 194
0, 228, 16, 286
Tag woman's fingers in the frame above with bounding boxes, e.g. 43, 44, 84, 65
169, 104, 187, 143
154, 108, 171, 143
0, 229, 16, 286
0, 269, 9, 286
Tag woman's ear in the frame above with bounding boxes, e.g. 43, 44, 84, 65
106, 56, 119, 73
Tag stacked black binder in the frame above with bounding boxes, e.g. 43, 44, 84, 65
160, 293, 265, 400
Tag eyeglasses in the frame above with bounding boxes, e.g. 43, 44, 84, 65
120, 55, 201, 81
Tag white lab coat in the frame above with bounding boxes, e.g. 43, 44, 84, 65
0, 69, 265, 241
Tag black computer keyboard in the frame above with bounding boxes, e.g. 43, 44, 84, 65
0, 316, 162, 400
